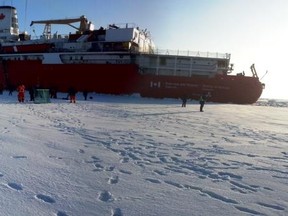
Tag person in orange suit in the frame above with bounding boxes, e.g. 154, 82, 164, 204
17, 84, 25, 102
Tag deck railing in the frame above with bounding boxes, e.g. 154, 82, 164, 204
149, 49, 230, 59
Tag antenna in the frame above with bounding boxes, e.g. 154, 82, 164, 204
24, 0, 28, 31
260, 70, 268, 81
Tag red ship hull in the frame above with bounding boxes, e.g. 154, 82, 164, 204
0, 59, 263, 104
139, 74, 263, 104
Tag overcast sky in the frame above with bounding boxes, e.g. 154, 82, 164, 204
6, 0, 288, 99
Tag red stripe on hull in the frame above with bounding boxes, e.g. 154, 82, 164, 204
1, 43, 52, 53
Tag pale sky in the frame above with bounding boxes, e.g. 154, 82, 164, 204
6, 0, 288, 99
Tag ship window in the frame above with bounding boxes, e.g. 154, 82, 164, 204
142, 68, 156, 75
12, 23, 18, 28
12, 17, 15, 22
218, 60, 226, 68
160, 57, 166, 65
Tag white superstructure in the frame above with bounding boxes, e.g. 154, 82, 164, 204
0, 6, 19, 41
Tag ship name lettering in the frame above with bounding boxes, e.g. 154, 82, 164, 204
165, 82, 198, 88
203, 85, 229, 90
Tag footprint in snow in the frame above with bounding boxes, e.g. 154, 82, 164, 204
12, 155, 27, 159
256, 202, 285, 211
120, 157, 129, 163
153, 169, 167, 176
91, 156, 102, 163
48, 155, 63, 160
118, 169, 132, 175
78, 149, 85, 153
35, 194, 55, 203
56, 211, 69, 216
105, 166, 115, 171
108, 176, 119, 184
93, 163, 104, 171
145, 178, 161, 184
111, 208, 123, 216
98, 190, 114, 202
1, 127, 9, 133
7, 182, 23, 191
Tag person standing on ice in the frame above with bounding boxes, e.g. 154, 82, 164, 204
83, 91, 88, 100
181, 96, 187, 107
17, 84, 25, 103
8, 84, 14, 96
68, 87, 77, 103
29, 86, 35, 101
199, 94, 207, 112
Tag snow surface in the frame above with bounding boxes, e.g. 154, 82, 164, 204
0, 91, 287, 216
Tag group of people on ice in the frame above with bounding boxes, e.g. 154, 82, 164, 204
181, 93, 209, 112
13, 84, 89, 103
15, 84, 209, 110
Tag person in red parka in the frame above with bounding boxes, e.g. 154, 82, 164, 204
17, 84, 25, 102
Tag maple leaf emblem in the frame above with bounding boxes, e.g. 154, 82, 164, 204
0, 13, 5, 20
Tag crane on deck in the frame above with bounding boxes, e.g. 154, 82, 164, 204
30, 15, 94, 39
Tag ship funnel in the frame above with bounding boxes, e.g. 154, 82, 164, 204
0, 6, 19, 41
